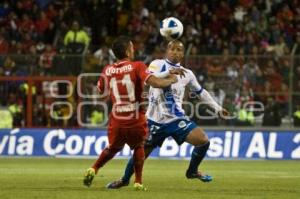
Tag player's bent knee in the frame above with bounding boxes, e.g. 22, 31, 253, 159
186, 127, 209, 146
195, 136, 209, 146
201, 134, 209, 144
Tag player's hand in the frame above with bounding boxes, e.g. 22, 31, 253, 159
218, 108, 230, 119
169, 74, 178, 83
170, 68, 187, 78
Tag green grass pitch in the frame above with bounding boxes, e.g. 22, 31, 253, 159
0, 158, 299, 199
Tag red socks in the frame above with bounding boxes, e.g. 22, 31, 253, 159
92, 147, 119, 173
133, 146, 145, 184
92, 145, 145, 184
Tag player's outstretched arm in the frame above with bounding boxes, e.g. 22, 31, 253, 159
188, 69, 230, 118
146, 74, 178, 88
199, 89, 230, 119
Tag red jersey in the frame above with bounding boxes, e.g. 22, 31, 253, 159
97, 60, 152, 126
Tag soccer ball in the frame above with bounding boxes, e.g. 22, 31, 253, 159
159, 17, 184, 40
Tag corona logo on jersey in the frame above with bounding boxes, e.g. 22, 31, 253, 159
105, 64, 133, 76
0, 129, 299, 159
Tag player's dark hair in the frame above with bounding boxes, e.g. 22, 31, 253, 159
112, 36, 131, 59
167, 40, 184, 49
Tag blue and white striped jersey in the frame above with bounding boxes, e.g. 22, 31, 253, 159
146, 59, 204, 124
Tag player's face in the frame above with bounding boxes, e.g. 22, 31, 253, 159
126, 41, 135, 60
166, 42, 184, 63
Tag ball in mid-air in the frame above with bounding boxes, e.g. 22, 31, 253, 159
159, 17, 184, 40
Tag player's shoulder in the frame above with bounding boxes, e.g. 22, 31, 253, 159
148, 59, 165, 71
182, 68, 197, 80
183, 68, 194, 75
129, 61, 146, 68
149, 59, 165, 65
101, 64, 111, 73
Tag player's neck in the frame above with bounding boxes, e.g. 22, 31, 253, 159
165, 58, 180, 67
115, 58, 131, 65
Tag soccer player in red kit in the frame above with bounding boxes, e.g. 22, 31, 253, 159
83, 36, 178, 190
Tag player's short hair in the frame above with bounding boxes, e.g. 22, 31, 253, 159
167, 40, 184, 50
112, 36, 132, 59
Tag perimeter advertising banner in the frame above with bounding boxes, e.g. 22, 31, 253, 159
0, 128, 299, 159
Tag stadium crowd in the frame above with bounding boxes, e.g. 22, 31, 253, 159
0, 0, 300, 127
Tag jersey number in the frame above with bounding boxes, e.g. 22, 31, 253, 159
109, 74, 135, 104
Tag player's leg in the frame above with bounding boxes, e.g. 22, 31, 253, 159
92, 147, 121, 173
170, 119, 211, 182
132, 145, 144, 185
106, 145, 154, 189
83, 147, 121, 187
106, 120, 165, 189
123, 126, 149, 190
124, 145, 153, 183
185, 127, 212, 182
83, 123, 123, 187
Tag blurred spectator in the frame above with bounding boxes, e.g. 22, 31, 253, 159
235, 88, 253, 110
226, 59, 240, 80
50, 103, 74, 128
50, 104, 64, 127
222, 96, 237, 126
208, 14, 223, 36
39, 44, 56, 76
0, 105, 13, 128
242, 58, 259, 87
35, 11, 50, 35
135, 42, 152, 64
236, 100, 254, 126
215, 1, 231, 21
24, 45, 39, 75
264, 60, 283, 91
93, 46, 115, 65
0, 1, 10, 18
234, 6, 246, 22
264, 36, 289, 58
46, 4, 57, 20
232, 25, 246, 49
64, 20, 90, 75
207, 59, 224, 77
275, 83, 289, 116
90, 110, 104, 126
2, 56, 16, 76
211, 38, 223, 55
36, 41, 46, 54
0, 33, 9, 54
64, 20, 90, 54
52, 47, 68, 75
262, 97, 281, 126
294, 104, 300, 127
279, 58, 291, 84
7, 93, 23, 127
19, 13, 35, 33
204, 77, 215, 92
32, 95, 47, 126
22, 33, 35, 51
83, 49, 100, 73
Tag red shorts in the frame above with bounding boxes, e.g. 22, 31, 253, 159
107, 118, 148, 150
